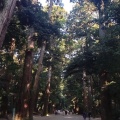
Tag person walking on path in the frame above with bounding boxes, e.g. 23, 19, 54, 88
82, 112, 87, 120
65, 110, 67, 115
88, 111, 91, 120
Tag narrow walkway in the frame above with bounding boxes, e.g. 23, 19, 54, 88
33, 114, 101, 120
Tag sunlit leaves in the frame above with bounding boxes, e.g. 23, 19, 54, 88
66, 2, 96, 39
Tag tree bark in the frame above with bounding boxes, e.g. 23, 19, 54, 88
101, 88, 112, 120
100, 71, 112, 120
42, 0, 53, 116
48, 0, 53, 17
29, 41, 46, 120
88, 75, 92, 113
82, 68, 88, 112
17, 49, 33, 120
16, 28, 34, 120
43, 66, 52, 116
0, 0, 16, 48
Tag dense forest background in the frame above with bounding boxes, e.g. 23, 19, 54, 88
0, 0, 120, 120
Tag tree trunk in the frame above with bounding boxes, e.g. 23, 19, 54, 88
42, 0, 53, 116
43, 66, 52, 116
101, 88, 112, 120
48, 0, 53, 17
1, 94, 8, 118
0, 0, 16, 48
16, 29, 34, 120
43, 94, 49, 116
100, 71, 112, 120
17, 49, 33, 120
29, 41, 46, 120
88, 75, 92, 113
33, 88, 40, 112
82, 68, 88, 112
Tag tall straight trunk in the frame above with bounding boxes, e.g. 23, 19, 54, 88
17, 49, 33, 120
29, 41, 46, 120
0, 0, 16, 48
43, 66, 52, 116
16, 29, 34, 120
42, 0, 53, 116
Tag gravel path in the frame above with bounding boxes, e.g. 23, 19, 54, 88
33, 114, 101, 120
0, 114, 101, 120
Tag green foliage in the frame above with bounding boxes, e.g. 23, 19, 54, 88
20, 0, 31, 7
4, 1, 61, 50
17, 8, 35, 26
50, 5, 67, 24
107, 1, 120, 24
89, 0, 109, 8
4, 16, 26, 50
66, 2, 96, 39
70, 0, 109, 9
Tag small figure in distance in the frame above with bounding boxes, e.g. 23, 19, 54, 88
88, 111, 91, 120
55, 110, 58, 115
82, 112, 87, 120
65, 110, 67, 115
